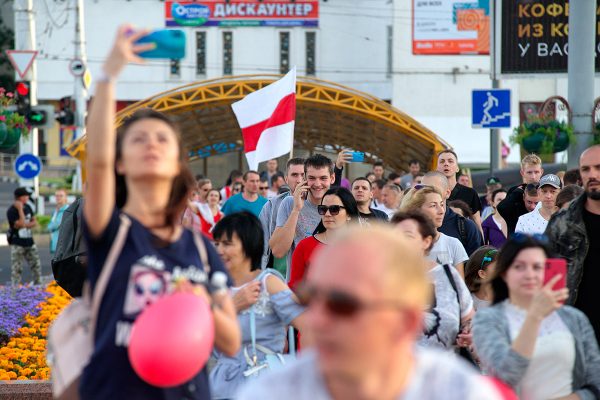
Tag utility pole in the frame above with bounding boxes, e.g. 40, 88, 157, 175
13, 0, 42, 214
567, 0, 595, 168
72, 0, 87, 193
489, 0, 501, 174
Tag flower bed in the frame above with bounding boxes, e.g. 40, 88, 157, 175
0, 282, 72, 381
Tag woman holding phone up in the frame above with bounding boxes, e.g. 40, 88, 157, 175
472, 234, 600, 400
81, 26, 240, 399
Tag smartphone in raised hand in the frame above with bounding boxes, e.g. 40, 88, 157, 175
135, 29, 186, 59
544, 258, 567, 291
350, 151, 365, 163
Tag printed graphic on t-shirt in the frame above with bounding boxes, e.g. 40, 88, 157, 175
18, 213, 33, 239
423, 283, 442, 344
116, 254, 210, 347
123, 263, 171, 317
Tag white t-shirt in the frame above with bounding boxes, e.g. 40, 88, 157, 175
427, 233, 469, 267
515, 209, 548, 235
373, 203, 395, 219
236, 348, 503, 400
419, 264, 473, 350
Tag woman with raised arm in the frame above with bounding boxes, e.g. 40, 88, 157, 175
81, 25, 240, 399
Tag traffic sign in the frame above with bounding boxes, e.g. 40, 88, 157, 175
472, 89, 511, 129
14, 153, 42, 180
69, 59, 86, 77
5, 50, 37, 79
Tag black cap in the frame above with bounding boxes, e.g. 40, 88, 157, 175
486, 177, 501, 186
14, 187, 30, 198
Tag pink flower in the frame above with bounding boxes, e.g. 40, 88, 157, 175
0, 115, 6, 122
0, 87, 5, 93
6, 92, 13, 98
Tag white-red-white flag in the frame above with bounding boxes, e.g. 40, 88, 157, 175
232, 68, 296, 171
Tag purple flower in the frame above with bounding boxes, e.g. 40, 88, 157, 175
0, 285, 50, 342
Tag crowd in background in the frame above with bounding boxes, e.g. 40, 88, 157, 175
9, 28, 600, 400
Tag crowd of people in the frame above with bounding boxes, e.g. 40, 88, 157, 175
8, 26, 600, 400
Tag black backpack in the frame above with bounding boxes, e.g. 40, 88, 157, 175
51, 198, 87, 297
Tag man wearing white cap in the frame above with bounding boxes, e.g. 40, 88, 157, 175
515, 174, 562, 234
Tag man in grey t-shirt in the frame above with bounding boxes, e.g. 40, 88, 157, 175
269, 154, 335, 277
237, 226, 501, 400
259, 158, 306, 270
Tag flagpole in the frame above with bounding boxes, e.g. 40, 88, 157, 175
289, 67, 296, 159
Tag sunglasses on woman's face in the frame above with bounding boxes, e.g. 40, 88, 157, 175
296, 285, 403, 318
317, 205, 346, 216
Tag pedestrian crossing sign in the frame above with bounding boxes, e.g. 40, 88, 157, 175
472, 89, 511, 128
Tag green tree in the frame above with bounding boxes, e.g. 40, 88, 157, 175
0, 11, 15, 91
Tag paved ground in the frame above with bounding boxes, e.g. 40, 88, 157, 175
0, 242, 54, 285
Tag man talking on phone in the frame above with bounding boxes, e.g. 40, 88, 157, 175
270, 155, 335, 278
546, 145, 600, 343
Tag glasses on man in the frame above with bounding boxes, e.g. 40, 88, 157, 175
317, 205, 346, 216
259, 186, 268, 190
296, 285, 404, 318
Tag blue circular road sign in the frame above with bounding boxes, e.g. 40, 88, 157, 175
14, 153, 42, 180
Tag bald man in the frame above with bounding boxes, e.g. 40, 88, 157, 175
238, 226, 502, 400
546, 144, 600, 343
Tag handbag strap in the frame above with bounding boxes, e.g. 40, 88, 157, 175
89, 214, 132, 336
192, 232, 211, 275
442, 264, 462, 332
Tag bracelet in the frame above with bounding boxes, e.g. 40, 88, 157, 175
96, 69, 116, 84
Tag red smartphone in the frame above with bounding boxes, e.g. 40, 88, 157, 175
543, 258, 567, 291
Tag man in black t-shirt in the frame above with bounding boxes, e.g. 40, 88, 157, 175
351, 178, 389, 223
437, 149, 483, 230
6, 187, 41, 286
546, 145, 600, 343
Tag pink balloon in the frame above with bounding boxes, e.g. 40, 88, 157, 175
128, 292, 215, 388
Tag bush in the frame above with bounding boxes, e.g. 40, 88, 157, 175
35, 215, 50, 231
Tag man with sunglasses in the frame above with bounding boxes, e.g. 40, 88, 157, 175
351, 178, 388, 223
546, 145, 600, 343
498, 154, 544, 234
270, 155, 335, 275
238, 226, 502, 400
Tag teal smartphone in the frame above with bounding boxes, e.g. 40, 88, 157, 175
351, 152, 365, 162
135, 29, 186, 59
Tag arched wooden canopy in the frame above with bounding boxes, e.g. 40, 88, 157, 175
68, 75, 450, 172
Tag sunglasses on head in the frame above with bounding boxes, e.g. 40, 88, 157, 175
525, 183, 540, 191
510, 232, 549, 244
413, 184, 433, 191
297, 285, 403, 318
317, 205, 346, 216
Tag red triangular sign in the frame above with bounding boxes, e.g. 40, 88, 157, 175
5, 50, 38, 79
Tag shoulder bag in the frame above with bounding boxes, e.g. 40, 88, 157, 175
47, 214, 131, 400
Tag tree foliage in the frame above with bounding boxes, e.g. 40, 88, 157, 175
0, 11, 15, 91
